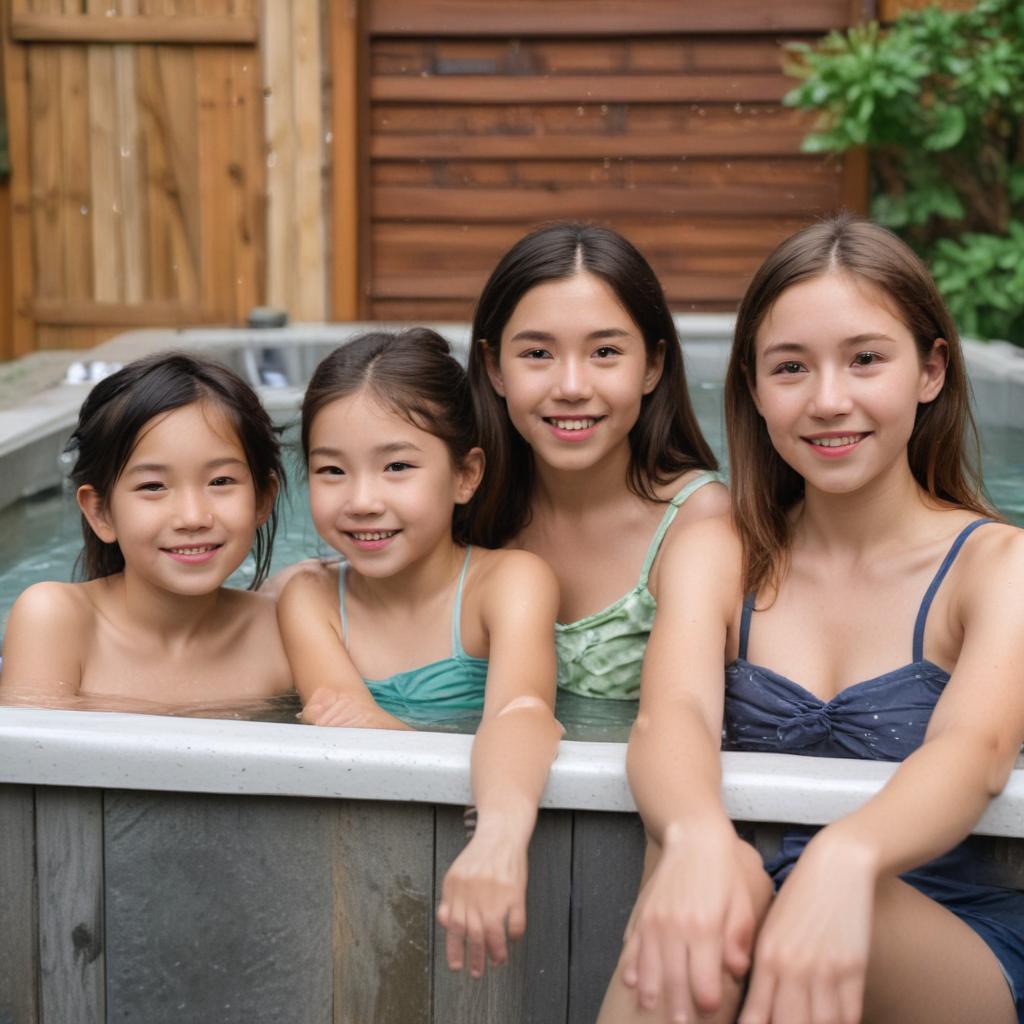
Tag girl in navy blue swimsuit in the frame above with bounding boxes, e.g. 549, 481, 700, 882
599, 215, 1024, 1024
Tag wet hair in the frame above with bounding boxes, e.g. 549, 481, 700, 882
467, 221, 718, 547
301, 328, 478, 545
725, 213, 999, 596
68, 351, 283, 588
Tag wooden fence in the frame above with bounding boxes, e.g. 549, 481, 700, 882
0, 0, 871, 359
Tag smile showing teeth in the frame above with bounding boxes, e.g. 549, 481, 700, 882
807, 434, 866, 448
546, 417, 600, 431
165, 545, 219, 555
349, 530, 398, 541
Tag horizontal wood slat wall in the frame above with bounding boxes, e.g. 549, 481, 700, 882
363, 3, 871, 320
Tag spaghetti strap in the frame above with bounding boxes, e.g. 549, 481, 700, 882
638, 470, 721, 586
912, 519, 993, 662
337, 562, 350, 647
451, 546, 473, 658
738, 592, 756, 661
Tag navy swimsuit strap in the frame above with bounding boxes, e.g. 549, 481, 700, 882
738, 591, 756, 661
912, 518, 993, 662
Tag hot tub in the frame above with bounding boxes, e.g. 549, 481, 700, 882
1, 317, 1022, 1024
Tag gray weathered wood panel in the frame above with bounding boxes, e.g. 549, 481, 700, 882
332, 799, 434, 1024
0, 785, 38, 1024
568, 811, 645, 1024
104, 791, 334, 1024
35, 787, 104, 1024
432, 807, 572, 1024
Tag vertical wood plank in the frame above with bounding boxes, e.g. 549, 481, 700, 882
291, 0, 325, 319
0, 785, 39, 1024
567, 811, 645, 1024
332, 800, 434, 1024
59, 0, 93, 304
35, 786, 105, 1024
104, 790, 333, 1023
433, 807, 572, 1024
328, 0, 360, 319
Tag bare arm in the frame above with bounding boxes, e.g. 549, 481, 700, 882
438, 550, 563, 976
0, 582, 85, 704
276, 568, 412, 731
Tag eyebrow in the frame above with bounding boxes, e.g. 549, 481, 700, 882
309, 442, 424, 459
126, 457, 247, 475
508, 327, 633, 343
761, 332, 898, 360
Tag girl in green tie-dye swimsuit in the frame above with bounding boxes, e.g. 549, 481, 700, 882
467, 223, 728, 702
277, 329, 563, 982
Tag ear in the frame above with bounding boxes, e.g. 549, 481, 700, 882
76, 485, 117, 544
643, 340, 666, 395
454, 447, 486, 505
256, 473, 280, 527
918, 338, 948, 404
481, 340, 506, 397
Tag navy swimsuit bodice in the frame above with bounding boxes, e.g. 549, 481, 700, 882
724, 519, 1024, 1018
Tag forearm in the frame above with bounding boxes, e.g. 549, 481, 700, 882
470, 702, 563, 841
628, 693, 733, 845
822, 729, 1015, 876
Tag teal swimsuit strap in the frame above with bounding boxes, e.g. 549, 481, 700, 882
337, 562, 350, 647
451, 545, 473, 659
638, 470, 720, 588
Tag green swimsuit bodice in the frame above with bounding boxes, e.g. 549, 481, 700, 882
338, 546, 488, 721
554, 471, 721, 701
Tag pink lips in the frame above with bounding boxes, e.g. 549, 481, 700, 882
802, 433, 870, 459
347, 531, 399, 552
544, 416, 603, 443
162, 544, 222, 565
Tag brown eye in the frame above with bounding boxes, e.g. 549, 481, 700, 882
853, 351, 880, 366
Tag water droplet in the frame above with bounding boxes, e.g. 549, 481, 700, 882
734, 102, 744, 113
80, 204, 89, 216
600, 104, 608, 113
120, 147, 131, 159
576, 106, 584, 116
324, 131, 334, 144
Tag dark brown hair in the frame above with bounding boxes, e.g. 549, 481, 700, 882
68, 351, 283, 588
726, 213, 998, 596
301, 328, 478, 545
467, 221, 717, 547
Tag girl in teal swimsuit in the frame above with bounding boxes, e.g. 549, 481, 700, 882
277, 328, 563, 980
603, 216, 1024, 1024
468, 223, 729, 702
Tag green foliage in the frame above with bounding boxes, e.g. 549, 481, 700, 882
785, 0, 1024, 345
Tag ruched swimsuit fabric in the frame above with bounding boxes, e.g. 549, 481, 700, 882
555, 471, 722, 700
724, 519, 1024, 1020
338, 546, 488, 723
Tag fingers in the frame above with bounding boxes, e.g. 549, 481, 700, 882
810, 976, 842, 1024
465, 907, 487, 978
837, 975, 864, 1024
738, 962, 776, 1024
723, 897, 755, 979
635, 926, 665, 1013
441, 899, 467, 972
688, 933, 724, 1017
507, 900, 527, 943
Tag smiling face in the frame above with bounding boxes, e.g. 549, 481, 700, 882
307, 390, 482, 578
78, 401, 266, 595
750, 272, 947, 497
485, 271, 663, 475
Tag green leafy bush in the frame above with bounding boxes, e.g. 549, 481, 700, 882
785, 0, 1024, 345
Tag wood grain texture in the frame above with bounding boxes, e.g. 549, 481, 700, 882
432, 807, 572, 1023
0, 785, 39, 1024
332, 800, 434, 1024
567, 812, 645, 1024
11, 12, 259, 44
35, 786, 105, 1024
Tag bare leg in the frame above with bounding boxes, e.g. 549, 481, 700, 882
597, 836, 773, 1024
860, 876, 1015, 1024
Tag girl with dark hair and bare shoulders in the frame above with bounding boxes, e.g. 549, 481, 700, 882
601, 216, 1024, 1024
275, 328, 562, 980
468, 222, 730, 703
0, 352, 291, 709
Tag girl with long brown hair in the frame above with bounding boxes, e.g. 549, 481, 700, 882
600, 215, 1024, 1023
468, 222, 729, 703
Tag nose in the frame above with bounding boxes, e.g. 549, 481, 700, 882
173, 487, 214, 531
808, 367, 853, 420
343, 475, 385, 517
552, 355, 593, 402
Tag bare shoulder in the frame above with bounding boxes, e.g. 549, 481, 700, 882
659, 513, 743, 597
7, 580, 94, 633
260, 557, 340, 600
673, 471, 732, 527
470, 546, 559, 614
957, 520, 1024, 605
277, 560, 342, 611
